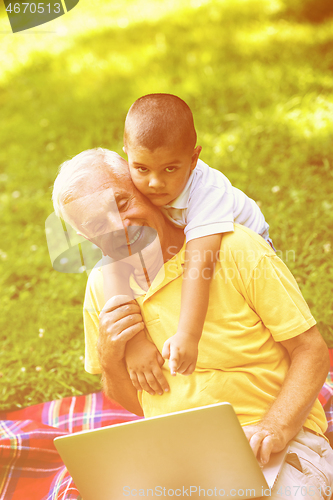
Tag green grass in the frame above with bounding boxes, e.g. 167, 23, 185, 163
0, 0, 333, 411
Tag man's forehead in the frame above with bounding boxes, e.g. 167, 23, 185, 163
70, 164, 132, 205
70, 185, 115, 205
65, 187, 119, 228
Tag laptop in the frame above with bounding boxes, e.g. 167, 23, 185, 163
54, 402, 288, 500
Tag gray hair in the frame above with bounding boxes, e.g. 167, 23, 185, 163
52, 148, 128, 220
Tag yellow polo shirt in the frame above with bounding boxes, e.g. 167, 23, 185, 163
84, 225, 327, 436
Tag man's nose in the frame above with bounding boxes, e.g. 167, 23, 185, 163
148, 175, 165, 189
92, 209, 124, 239
104, 211, 124, 233
94, 210, 125, 244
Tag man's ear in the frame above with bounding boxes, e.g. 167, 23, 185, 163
77, 231, 90, 241
191, 145, 202, 171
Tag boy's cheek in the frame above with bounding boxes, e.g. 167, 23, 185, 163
133, 178, 148, 193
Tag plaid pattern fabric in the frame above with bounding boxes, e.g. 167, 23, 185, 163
0, 350, 332, 500
0, 392, 141, 500
327, 349, 333, 388
322, 349, 333, 448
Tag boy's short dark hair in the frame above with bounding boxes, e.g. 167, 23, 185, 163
124, 94, 197, 152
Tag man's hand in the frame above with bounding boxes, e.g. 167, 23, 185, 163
126, 336, 170, 396
243, 422, 289, 466
162, 332, 198, 376
97, 295, 145, 370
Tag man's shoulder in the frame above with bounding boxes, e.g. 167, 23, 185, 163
87, 260, 103, 283
221, 225, 275, 263
84, 261, 104, 307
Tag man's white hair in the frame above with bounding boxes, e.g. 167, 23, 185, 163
52, 148, 127, 220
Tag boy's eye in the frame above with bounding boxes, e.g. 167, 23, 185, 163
136, 167, 148, 173
165, 166, 176, 173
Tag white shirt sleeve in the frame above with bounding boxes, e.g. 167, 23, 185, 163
232, 187, 269, 238
164, 160, 269, 243
184, 162, 235, 242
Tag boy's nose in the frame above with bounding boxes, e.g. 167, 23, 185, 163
149, 175, 165, 189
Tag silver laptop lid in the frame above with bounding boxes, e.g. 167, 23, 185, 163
54, 402, 285, 500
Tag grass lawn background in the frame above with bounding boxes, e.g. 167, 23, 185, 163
0, 0, 332, 411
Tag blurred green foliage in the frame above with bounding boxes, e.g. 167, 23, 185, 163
0, 0, 333, 412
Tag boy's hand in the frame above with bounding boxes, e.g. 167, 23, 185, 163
162, 333, 198, 376
125, 336, 170, 396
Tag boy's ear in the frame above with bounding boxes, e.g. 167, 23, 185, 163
123, 146, 127, 154
191, 145, 202, 171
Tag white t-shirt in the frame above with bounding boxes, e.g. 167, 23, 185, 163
161, 159, 269, 242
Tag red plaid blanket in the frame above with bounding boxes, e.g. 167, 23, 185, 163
0, 393, 141, 500
1, 350, 332, 500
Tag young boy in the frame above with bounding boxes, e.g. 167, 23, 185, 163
103, 93, 271, 384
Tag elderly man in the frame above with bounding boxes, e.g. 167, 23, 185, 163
53, 148, 333, 499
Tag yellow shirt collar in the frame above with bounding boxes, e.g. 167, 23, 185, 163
130, 241, 186, 302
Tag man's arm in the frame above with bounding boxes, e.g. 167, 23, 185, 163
243, 325, 329, 465
101, 360, 144, 416
97, 295, 144, 416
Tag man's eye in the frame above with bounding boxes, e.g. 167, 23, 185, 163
117, 198, 129, 210
165, 167, 176, 173
94, 224, 105, 235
